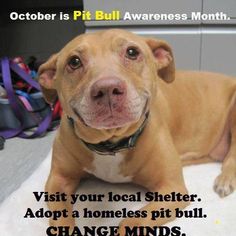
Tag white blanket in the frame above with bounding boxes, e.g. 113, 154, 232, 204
0, 150, 235, 236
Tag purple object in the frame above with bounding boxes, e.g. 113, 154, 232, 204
0, 57, 52, 139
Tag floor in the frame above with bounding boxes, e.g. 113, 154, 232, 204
0, 131, 56, 203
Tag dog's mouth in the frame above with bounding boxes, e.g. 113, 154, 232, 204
72, 98, 149, 130
72, 108, 88, 127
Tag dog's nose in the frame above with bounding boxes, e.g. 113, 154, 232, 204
90, 78, 126, 104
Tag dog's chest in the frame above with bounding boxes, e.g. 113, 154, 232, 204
84, 153, 132, 183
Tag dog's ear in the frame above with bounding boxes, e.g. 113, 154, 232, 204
145, 38, 175, 83
38, 54, 58, 104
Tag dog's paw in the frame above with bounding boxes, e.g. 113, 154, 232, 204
118, 218, 144, 236
49, 218, 75, 230
214, 172, 236, 197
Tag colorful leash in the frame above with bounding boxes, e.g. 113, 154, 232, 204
0, 57, 53, 139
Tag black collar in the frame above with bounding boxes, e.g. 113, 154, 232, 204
67, 112, 149, 156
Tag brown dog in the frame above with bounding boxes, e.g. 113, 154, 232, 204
38, 29, 236, 234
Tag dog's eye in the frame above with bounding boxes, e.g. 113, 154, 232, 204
68, 56, 82, 69
126, 47, 140, 60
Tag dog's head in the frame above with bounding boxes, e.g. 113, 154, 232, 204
38, 29, 175, 142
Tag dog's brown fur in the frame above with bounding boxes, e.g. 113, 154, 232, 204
38, 29, 236, 234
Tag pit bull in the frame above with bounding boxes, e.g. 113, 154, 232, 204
38, 29, 236, 234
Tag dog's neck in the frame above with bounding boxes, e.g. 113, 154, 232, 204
67, 112, 149, 156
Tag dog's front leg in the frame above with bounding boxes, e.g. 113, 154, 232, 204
118, 185, 188, 235
45, 170, 80, 229
118, 131, 189, 235
45, 141, 85, 230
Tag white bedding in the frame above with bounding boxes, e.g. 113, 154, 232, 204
0, 150, 235, 236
